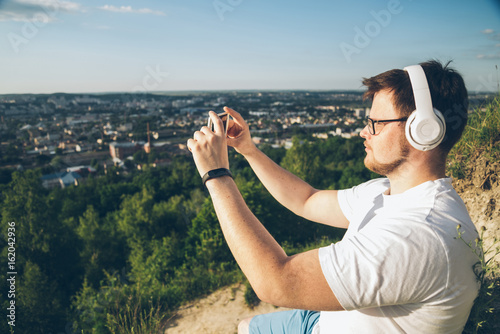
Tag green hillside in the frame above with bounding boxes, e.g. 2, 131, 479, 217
447, 96, 500, 334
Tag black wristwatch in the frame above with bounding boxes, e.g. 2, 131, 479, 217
201, 168, 233, 186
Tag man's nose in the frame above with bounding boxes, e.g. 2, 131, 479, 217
360, 125, 370, 139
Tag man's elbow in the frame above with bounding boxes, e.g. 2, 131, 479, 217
249, 270, 345, 311
250, 276, 289, 307
252, 281, 343, 311
254, 284, 288, 307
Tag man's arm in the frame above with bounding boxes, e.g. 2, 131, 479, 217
225, 107, 349, 229
187, 111, 344, 311
206, 175, 344, 311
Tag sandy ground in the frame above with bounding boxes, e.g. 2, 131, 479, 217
163, 283, 289, 334
453, 155, 500, 265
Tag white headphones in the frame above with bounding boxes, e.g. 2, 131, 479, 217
404, 65, 446, 151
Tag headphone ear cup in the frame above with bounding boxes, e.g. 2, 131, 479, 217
405, 108, 446, 151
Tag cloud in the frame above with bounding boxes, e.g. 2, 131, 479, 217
98, 5, 165, 16
477, 28, 500, 60
480, 28, 500, 41
477, 53, 500, 60
488, 33, 500, 41
0, 1, 165, 22
0, 0, 83, 22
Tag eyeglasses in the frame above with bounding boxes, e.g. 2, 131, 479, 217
365, 117, 408, 135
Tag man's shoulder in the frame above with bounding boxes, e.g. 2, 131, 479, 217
338, 178, 389, 212
362, 177, 389, 187
348, 177, 389, 195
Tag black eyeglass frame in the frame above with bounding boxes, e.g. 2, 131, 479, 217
365, 117, 408, 135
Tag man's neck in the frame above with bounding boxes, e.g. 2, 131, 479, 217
386, 163, 446, 195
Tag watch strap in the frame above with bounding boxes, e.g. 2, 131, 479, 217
201, 168, 233, 186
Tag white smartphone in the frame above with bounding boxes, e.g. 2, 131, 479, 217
207, 112, 230, 134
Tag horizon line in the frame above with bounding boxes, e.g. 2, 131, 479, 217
0, 88, 368, 97
0, 89, 497, 97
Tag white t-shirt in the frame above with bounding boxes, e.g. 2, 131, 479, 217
316, 178, 480, 334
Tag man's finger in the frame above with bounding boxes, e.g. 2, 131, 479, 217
186, 138, 195, 152
224, 106, 243, 123
193, 130, 206, 142
224, 107, 246, 130
208, 110, 224, 134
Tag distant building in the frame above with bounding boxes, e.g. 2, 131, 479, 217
354, 108, 367, 118
249, 111, 269, 117
109, 142, 143, 160
67, 165, 97, 174
144, 142, 151, 154
40, 171, 81, 189
152, 158, 172, 168
75, 144, 92, 152
315, 105, 339, 111
117, 123, 133, 132
180, 107, 207, 114
313, 133, 328, 139
172, 100, 189, 108
284, 139, 293, 150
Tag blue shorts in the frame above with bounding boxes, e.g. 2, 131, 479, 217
249, 309, 320, 334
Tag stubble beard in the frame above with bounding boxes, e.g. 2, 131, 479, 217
365, 135, 410, 176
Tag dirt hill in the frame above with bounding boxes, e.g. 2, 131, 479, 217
163, 283, 289, 334
453, 153, 500, 265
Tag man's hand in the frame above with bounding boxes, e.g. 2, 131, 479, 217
187, 111, 230, 177
224, 106, 257, 156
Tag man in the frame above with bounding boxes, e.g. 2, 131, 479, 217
187, 60, 480, 333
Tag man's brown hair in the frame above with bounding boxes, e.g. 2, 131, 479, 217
362, 60, 468, 153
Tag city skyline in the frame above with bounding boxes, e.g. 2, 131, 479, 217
1, 0, 500, 94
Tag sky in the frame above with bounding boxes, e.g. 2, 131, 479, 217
0, 0, 499, 94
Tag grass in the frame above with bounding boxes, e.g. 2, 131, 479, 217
448, 97, 500, 180
457, 226, 500, 334
447, 96, 500, 333
106, 293, 167, 334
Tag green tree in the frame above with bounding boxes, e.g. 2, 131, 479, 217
17, 261, 66, 333
76, 205, 127, 288
0, 170, 81, 332
280, 137, 325, 187
116, 187, 156, 242
128, 233, 183, 289
184, 198, 231, 262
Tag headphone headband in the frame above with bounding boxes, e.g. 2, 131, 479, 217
404, 65, 435, 117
